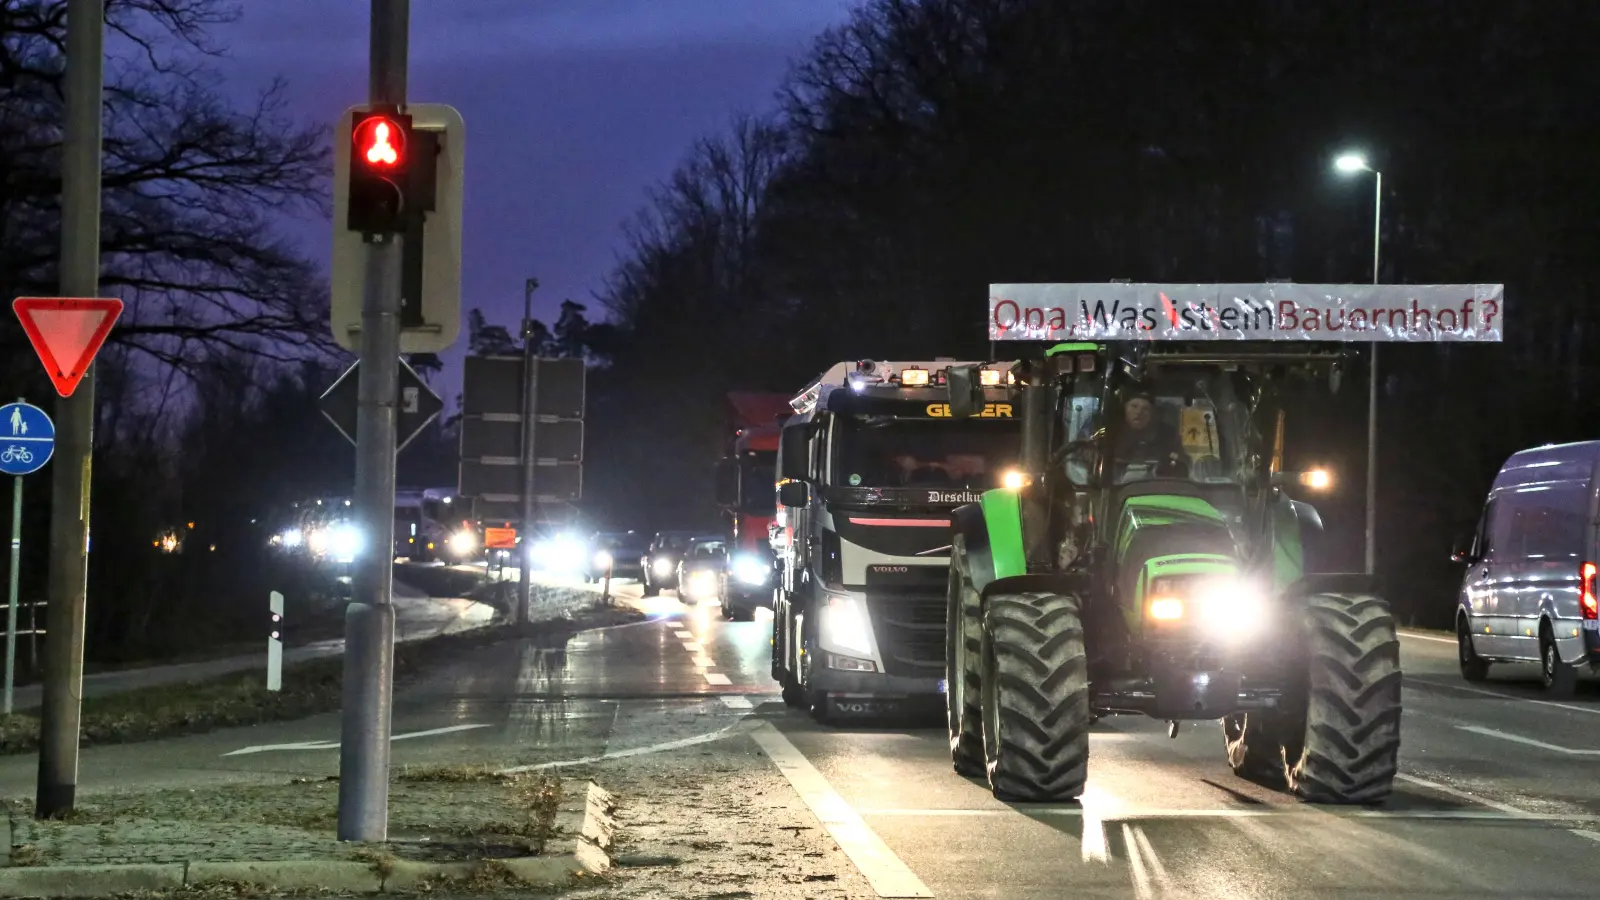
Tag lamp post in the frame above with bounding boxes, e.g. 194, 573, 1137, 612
1334, 152, 1381, 577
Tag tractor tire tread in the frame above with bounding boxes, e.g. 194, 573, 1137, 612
984, 592, 1090, 803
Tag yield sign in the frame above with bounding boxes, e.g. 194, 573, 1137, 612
12, 297, 124, 397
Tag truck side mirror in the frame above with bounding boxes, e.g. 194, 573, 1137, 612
778, 424, 812, 482
947, 365, 983, 419
714, 459, 739, 507
1450, 536, 1476, 564
778, 480, 810, 508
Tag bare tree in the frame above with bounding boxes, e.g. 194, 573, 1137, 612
0, 0, 331, 381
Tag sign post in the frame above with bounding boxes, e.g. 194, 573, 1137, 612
1, 401, 55, 715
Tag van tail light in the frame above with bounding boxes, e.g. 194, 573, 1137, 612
1582, 562, 1598, 620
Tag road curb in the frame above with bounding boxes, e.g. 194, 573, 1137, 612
0, 780, 618, 897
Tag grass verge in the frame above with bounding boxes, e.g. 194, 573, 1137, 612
8, 771, 568, 864
0, 604, 643, 755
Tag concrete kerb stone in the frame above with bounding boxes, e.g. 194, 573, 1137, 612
0, 779, 620, 897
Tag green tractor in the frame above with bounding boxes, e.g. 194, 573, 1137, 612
943, 339, 1401, 804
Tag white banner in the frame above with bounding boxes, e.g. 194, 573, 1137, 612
988, 283, 1504, 342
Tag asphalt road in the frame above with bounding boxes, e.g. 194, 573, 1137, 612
8, 571, 1600, 898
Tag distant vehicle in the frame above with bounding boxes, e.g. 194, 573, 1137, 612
642, 530, 699, 596
716, 392, 789, 620
584, 530, 649, 583
394, 487, 478, 563
677, 537, 728, 605
1453, 440, 1600, 696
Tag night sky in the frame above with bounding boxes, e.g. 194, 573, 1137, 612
213, 0, 853, 384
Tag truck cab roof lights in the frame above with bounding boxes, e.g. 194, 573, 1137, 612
979, 368, 1002, 386
900, 367, 930, 386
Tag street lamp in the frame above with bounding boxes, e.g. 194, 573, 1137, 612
1334, 151, 1381, 577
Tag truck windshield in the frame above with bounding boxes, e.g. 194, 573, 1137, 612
832, 417, 1021, 489
741, 457, 776, 515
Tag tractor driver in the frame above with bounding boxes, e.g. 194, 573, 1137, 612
1113, 387, 1187, 482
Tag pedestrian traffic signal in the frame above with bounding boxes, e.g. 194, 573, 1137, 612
346, 109, 413, 234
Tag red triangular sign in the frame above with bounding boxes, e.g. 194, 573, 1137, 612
13, 297, 124, 397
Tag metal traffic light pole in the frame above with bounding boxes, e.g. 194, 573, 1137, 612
337, 0, 407, 842
35, 0, 103, 820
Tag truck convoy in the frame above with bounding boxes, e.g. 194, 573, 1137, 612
935, 280, 1501, 807
716, 392, 792, 620
394, 487, 479, 563
770, 360, 1024, 721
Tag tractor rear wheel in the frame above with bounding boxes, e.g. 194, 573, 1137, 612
1281, 593, 1402, 804
945, 536, 985, 777
981, 592, 1091, 802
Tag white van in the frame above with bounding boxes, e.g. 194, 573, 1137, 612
1453, 440, 1600, 695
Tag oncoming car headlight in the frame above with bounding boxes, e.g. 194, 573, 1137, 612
685, 568, 719, 599
732, 553, 770, 586
652, 556, 674, 577
592, 549, 613, 570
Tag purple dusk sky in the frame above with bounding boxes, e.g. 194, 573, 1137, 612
210, 0, 853, 384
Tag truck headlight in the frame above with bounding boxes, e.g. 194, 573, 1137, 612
652, 556, 674, 577
732, 554, 770, 586
822, 595, 873, 656
448, 531, 477, 556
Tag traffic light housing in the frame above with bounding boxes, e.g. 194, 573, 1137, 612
347, 108, 413, 234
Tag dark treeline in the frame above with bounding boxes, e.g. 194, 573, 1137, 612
581, 0, 1600, 626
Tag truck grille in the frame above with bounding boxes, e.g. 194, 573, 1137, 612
868, 595, 946, 678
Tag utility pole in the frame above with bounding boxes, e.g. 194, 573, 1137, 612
35, 0, 103, 820
516, 277, 540, 625
337, 0, 408, 842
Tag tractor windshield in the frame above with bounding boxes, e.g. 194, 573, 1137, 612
832, 416, 1021, 489
1058, 366, 1255, 487
1110, 367, 1252, 485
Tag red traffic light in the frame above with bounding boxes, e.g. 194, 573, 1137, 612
353, 115, 405, 169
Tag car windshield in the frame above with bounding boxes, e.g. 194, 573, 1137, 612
691, 541, 725, 558
832, 416, 1020, 489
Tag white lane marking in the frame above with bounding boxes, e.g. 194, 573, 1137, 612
1394, 773, 1539, 819
1122, 824, 1152, 899
500, 722, 741, 773
704, 672, 733, 686
222, 723, 490, 756
693, 655, 716, 667
1130, 824, 1169, 886
751, 722, 933, 898
853, 806, 1583, 822
1457, 724, 1600, 756
1410, 678, 1600, 717
674, 630, 694, 639
720, 695, 753, 710
1572, 829, 1600, 843
682, 641, 703, 653
1399, 630, 1456, 644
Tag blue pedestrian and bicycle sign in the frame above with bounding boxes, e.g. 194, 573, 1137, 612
0, 402, 54, 477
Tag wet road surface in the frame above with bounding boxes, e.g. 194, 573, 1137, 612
7, 574, 1600, 898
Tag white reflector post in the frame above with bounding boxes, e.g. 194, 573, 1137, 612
267, 590, 284, 692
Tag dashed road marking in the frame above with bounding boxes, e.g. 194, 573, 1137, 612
751, 722, 932, 898
1457, 724, 1600, 756
693, 655, 715, 667
705, 672, 733, 686
1398, 630, 1456, 644
719, 695, 753, 709
1409, 677, 1600, 717
674, 630, 694, 639
223, 723, 491, 757
501, 722, 742, 773
681, 641, 703, 652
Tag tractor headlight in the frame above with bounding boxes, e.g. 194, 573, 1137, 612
732, 553, 770, 586
1147, 574, 1268, 637
822, 594, 873, 657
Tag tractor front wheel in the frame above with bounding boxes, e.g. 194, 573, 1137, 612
1280, 593, 1403, 804
980, 592, 1091, 802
